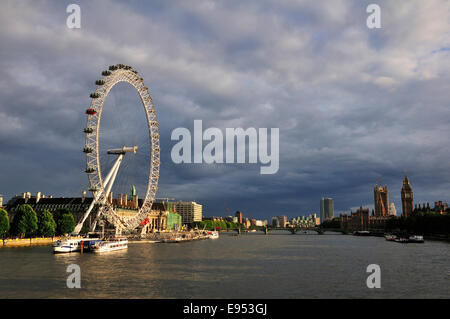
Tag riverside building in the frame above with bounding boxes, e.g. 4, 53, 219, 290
278, 215, 288, 228
340, 207, 391, 232
5, 191, 170, 233
340, 181, 397, 232
290, 214, 320, 227
271, 217, 280, 228
173, 201, 202, 226
320, 197, 334, 221
235, 211, 243, 224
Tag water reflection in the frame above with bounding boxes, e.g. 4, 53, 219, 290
0, 233, 448, 298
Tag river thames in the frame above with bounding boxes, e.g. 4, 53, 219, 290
0, 231, 448, 298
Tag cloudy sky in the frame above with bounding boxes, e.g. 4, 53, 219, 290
0, 0, 449, 220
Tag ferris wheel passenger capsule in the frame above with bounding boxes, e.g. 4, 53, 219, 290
86, 108, 97, 115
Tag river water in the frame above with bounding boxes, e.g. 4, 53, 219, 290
0, 231, 448, 298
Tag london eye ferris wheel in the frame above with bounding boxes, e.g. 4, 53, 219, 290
74, 64, 160, 234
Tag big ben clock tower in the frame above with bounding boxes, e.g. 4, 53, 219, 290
401, 175, 414, 217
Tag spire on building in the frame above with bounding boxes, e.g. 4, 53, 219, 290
130, 185, 136, 198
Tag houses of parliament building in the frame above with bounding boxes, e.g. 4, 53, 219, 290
340, 175, 415, 232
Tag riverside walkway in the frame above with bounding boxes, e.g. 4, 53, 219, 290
1, 236, 75, 247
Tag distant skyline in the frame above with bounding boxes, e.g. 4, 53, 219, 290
1, 0, 449, 220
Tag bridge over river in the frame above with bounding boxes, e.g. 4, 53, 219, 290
267, 227, 346, 234
232, 227, 347, 235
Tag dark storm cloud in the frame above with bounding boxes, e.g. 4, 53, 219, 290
0, 0, 449, 220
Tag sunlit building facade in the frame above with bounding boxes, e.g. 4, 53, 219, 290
173, 201, 202, 225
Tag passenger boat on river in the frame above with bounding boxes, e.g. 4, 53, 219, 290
91, 237, 128, 253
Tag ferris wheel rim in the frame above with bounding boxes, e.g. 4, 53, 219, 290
83, 65, 160, 231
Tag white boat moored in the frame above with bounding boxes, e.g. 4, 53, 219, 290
91, 237, 128, 253
409, 235, 424, 243
53, 239, 82, 253
208, 231, 219, 239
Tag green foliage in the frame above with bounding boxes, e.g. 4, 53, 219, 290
53, 208, 75, 235
0, 209, 10, 239
218, 220, 227, 230
80, 225, 90, 235
385, 213, 450, 236
321, 217, 340, 229
57, 213, 75, 235
37, 210, 56, 237
13, 204, 38, 238
53, 208, 71, 225
193, 220, 240, 231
